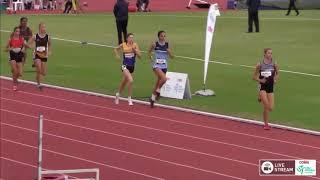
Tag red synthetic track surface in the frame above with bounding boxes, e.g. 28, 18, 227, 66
0, 79, 319, 180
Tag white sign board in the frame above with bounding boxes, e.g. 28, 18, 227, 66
160, 72, 191, 99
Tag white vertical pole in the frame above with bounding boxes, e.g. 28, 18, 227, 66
37, 114, 44, 180
96, 169, 100, 180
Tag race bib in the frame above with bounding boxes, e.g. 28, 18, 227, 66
124, 53, 135, 58
156, 59, 166, 64
36, 46, 46, 52
36, 51, 48, 58
261, 71, 272, 78
11, 48, 22, 53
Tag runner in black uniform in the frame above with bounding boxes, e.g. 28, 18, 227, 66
28, 23, 52, 90
18, 17, 33, 66
253, 48, 279, 130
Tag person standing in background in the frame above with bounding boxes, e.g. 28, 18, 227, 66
63, 0, 72, 13
136, 0, 150, 12
286, 0, 299, 16
113, 0, 129, 45
246, 0, 260, 33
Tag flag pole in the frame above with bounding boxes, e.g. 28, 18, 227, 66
195, 3, 220, 97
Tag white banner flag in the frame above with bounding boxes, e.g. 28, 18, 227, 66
204, 3, 220, 85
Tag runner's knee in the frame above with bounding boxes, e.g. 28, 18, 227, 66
127, 77, 133, 84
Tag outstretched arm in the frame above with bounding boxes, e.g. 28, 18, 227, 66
47, 36, 52, 56
253, 63, 265, 83
114, 44, 123, 60
133, 44, 141, 59
274, 63, 279, 83
5, 39, 11, 52
167, 48, 174, 59
27, 35, 35, 49
147, 42, 155, 60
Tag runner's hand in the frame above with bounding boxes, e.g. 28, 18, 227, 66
259, 78, 267, 84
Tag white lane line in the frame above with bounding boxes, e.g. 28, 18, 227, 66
2, 97, 316, 162
1, 156, 37, 168
1, 108, 258, 167
1, 125, 246, 180
2, 87, 319, 151
1, 137, 165, 180
1, 76, 319, 137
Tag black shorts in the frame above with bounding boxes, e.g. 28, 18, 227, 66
9, 51, 23, 63
153, 68, 167, 74
259, 83, 274, 93
33, 53, 48, 62
121, 64, 135, 73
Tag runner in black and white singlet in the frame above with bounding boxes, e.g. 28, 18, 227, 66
28, 23, 52, 90
253, 48, 279, 130
18, 17, 33, 66
148, 30, 174, 108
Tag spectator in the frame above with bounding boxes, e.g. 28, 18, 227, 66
63, 0, 72, 13
246, 0, 260, 33
286, 0, 299, 16
113, 0, 129, 45
24, 0, 33, 10
47, 0, 57, 10
136, 0, 150, 12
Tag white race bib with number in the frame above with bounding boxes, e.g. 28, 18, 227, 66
11, 48, 22, 53
261, 71, 272, 78
156, 59, 166, 64
36, 46, 46, 52
124, 53, 134, 58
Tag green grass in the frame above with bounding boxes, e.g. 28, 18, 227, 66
1, 10, 320, 131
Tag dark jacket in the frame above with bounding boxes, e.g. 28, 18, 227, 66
246, 0, 261, 12
289, 0, 296, 4
113, 0, 129, 21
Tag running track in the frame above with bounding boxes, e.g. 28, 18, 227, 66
0, 78, 319, 180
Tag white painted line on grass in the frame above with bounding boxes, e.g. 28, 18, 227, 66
1, 30, 320, 78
